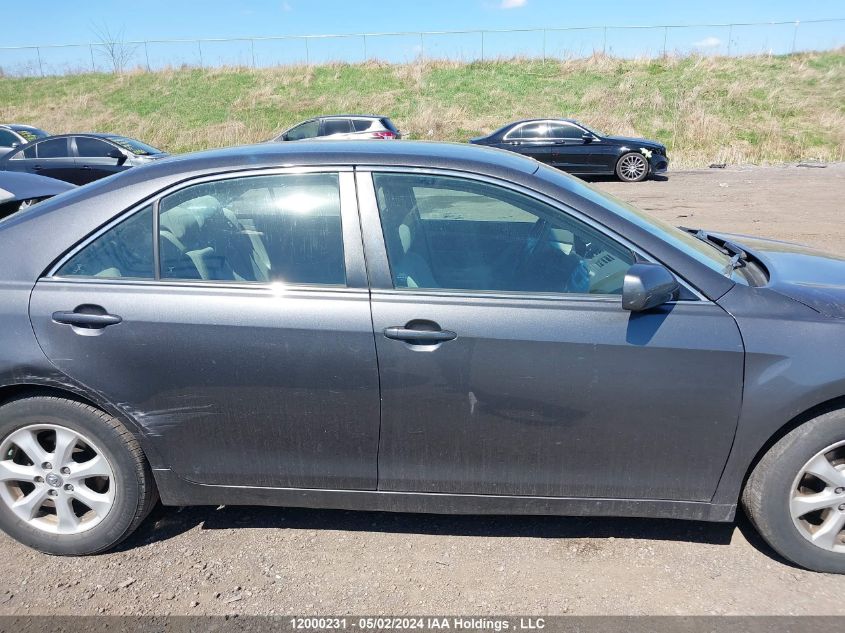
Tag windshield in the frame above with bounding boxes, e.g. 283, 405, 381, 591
533, 163, 744, 278
578, 122, 605, 137
106, 136, 163, 156
14, 127, 49, 142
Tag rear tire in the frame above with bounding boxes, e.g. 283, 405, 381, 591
742, 409, 845, 573
0, 395, 156, 555
615, 152, 649, 182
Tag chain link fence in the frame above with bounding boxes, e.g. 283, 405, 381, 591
1, 19, 843, 77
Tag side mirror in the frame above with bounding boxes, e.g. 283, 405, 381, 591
108, 148, 127, 163
11, 142, 20, 149
622, 263, 679, 312
581, 133, 594, 143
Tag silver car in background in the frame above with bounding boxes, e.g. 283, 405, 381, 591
0, 124, 50, 154
273, 115, 402, 141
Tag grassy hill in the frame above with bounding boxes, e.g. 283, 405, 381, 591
1, 50, 843, 168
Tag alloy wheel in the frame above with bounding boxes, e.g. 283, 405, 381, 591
618, 153, 647, 181
0, 424, 115, 535
790, 439, 845, 553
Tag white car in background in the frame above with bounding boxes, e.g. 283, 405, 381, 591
273, 115, 402, 141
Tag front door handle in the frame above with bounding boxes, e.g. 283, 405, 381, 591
52, 310, 122, 328
383, 325, 456, 344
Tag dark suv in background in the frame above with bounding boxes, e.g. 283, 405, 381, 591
273, 115, 402, 141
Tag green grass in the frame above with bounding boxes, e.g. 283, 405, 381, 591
1, 50, 843, 167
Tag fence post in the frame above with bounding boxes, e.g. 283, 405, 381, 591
305, 38, 310, 65
36, 47, 44, 77
197, 41, 203, 68
727, 24, 733, 56
419, 33, 424, 60
603, 27, 607, 55
251, 39, 256, 68
363, 34, 367, 61
144, 41, 151, 71
480, 31, 485, 61
792, 21, 799, 53
542, 29, 546, 62
89, 45, 95, 72
662, 26, 668, 57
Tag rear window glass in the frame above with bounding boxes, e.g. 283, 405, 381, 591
352, 119, 375, 132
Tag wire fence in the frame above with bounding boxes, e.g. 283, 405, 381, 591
1, 18, 843, 77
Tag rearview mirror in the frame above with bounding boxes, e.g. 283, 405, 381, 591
581, 133, 594, 143
622, 263, 679, 312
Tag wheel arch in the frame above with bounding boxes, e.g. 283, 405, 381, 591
740, 394, 845, 492
0, 382, 163, 468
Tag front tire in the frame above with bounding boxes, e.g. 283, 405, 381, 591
0, 395, 156, 555
742, 409, 845, 573
615, 152, 649, 182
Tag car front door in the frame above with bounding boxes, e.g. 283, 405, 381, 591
72, 136, 131, 184
497, 122, 552, 164
358, 170, 744, 502
4, 138, 78, 183
547, 122, 597, 173
29, 169, 381, 490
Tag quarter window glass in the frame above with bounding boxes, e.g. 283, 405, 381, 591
76, 137, 117, 158
56, 206, 154, 279
546, 123, 583, 139
34, 138, 69, 158
286, 121, 319, 140
158, 173, 345, 285
373, 173, 635, 294
323, 119, 352, 135
508, 123, 548, 140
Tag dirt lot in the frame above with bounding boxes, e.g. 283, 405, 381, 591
1, 164, 844, 617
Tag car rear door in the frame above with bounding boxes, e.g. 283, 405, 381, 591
358, 169, 744, 502
4, 138, 79, 184
28, 168, 382, 490
497, 123, 552, 164
548, 122, 596, 173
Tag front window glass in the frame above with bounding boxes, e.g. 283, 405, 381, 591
56, 206, 154, 279
76, 137, 117, 158
373, 173, 635, 294
286, 121, 319, 141
158, 173, 345, 285
546, 123, 584, 139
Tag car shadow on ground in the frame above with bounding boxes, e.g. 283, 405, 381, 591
580, 174, 669, 184
118, 503, 800, 568
117, 502, 787, 566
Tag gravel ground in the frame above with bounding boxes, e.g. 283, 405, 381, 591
1, 164, 845, 616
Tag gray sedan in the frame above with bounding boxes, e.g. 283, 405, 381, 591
0, 141, 844, 573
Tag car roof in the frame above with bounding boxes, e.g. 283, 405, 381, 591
0, 124, 45, 131
319, 115, 390, 120
508, 118, 580, 127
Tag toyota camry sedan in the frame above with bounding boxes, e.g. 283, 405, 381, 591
470, 119, 668, 182
0, 142, 844, 572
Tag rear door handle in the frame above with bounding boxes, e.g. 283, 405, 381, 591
383, 326, 456, 344
52, 311, 122, 328
32, 165, 43, 171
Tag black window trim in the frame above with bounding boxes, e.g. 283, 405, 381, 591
45, 166, 361, 291
356, 166, 708, 303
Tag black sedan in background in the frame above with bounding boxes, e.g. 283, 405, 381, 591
0, 133, 169, 185
471, 119, 668, 182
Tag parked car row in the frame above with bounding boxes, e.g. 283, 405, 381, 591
0, 111, 668, 191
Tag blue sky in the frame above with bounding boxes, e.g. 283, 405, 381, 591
1, 1, 843, 74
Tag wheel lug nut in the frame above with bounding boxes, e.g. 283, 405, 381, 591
839, 504, 845, 511
836, 487, 845, 494
33, 476, 43, 483
60, 467, 70, 475
41, 462, 52, 470
47, 489, 58, 497
63, 484, 73, 491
